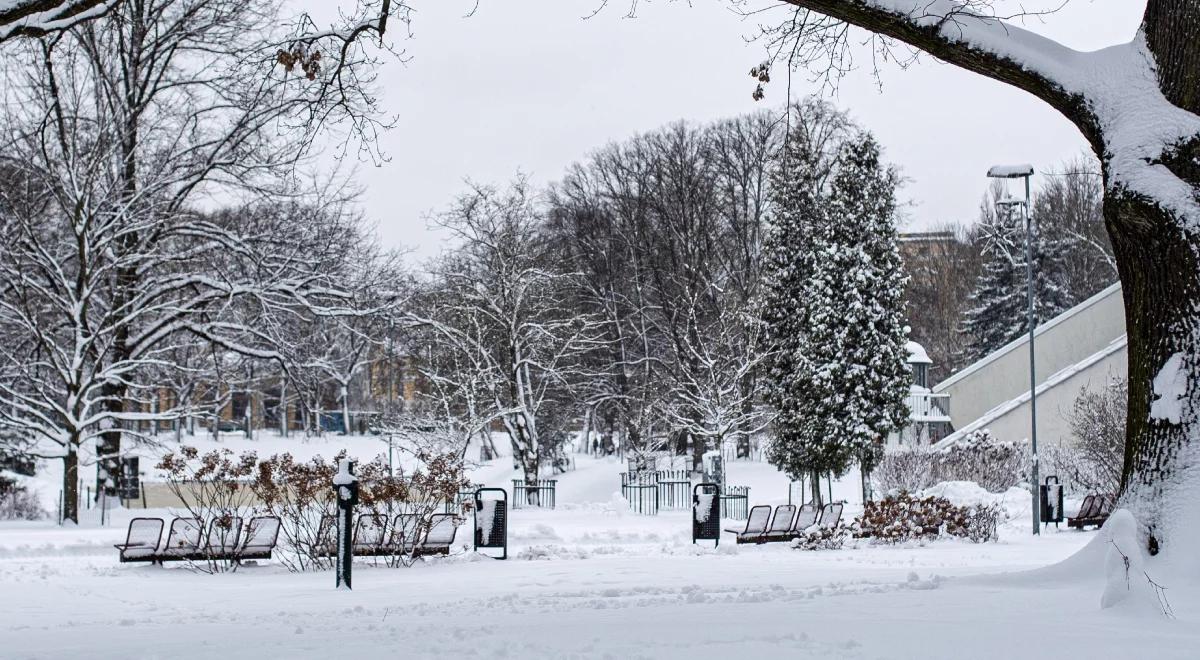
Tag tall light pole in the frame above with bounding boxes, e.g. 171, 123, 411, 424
987, 164, 1039, 536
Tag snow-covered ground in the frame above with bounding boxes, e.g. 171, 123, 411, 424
2, 435, 1197, 659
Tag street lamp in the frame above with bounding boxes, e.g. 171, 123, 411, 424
987, 163, 1039, 537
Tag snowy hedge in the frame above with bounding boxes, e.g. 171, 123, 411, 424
873, 430, 1028, 494
853, 492, 1001, 544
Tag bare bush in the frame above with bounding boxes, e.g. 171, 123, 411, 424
1047, 380, 1125, 495
872, 449, 935, 493
933, 430, 1028, 492
875, 430, 1028, 495
0, 474, 44, 520
156, 448, 261, 573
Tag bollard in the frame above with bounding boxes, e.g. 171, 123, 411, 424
333, 458, 359, 590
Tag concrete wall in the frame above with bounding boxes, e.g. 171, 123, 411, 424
941, 337, 1126, 449
933, 283, 1125, 431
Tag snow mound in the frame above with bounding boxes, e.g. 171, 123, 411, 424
917, 481, 1029, 520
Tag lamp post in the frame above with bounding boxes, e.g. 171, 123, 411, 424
987, 164, 1039, 536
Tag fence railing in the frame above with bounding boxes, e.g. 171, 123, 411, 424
619, 470, 694, 515
621, 472, 658, 515
511, 479, 556, 509
655, 470, 691, 510
905, 391, 951, 419
720, 486, 750, 521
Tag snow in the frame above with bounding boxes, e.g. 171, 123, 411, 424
694, 493, 715, 524
332, 458, 357, 486
1150, 352, 1187, 425
478, 499, 497, 543
5, 435, 1200, 658
906, 340, 931, 365
986, 164, 1035, 179
919, 481, 1031, 520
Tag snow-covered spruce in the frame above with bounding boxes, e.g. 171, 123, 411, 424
762, 132, 911, 501
960, 186, 1072, 363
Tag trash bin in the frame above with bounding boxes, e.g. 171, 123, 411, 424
1040, 476, 1064, 525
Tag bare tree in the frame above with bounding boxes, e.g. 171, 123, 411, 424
410, 178, 603, 489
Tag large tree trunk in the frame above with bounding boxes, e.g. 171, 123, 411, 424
61, 442, 79, 524
1117, 2, 1200, 549
1107, 185, 1200, 549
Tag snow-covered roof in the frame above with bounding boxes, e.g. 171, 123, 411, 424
987, 164, 1035, 178
906, 341, 932, 365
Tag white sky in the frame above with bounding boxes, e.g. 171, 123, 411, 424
330, 1, 1146, 256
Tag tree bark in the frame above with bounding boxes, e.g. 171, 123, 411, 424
0, 0, 113, 40
62, 441, 78, 524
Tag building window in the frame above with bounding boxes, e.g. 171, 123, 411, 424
913, 364, 928, 389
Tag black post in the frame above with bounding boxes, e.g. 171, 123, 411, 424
333, 459, 359, 590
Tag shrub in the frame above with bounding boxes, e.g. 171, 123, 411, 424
1045, 381, 1124, 496
854, 492, 1000, 544
933, 430, 1028, 492
0, 474, 45, 520
156, 447, 261, 573
872, 449, 935, 493
792, 524, 849, 550
874, 430, 1028, 494
251, 449, 470, 571
157, 446, 471, 573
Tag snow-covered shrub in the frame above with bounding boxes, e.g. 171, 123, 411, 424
854, 492, 1000, 544
0, 474, 44, 520
157, 447, 260, 573
251, 449, 469, 571
872, 448, 935, 493
932, 430, 1028, 492
792, 524, 848, 551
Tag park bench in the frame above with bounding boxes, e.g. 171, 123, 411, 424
762, 504, 797, 543
388, 513, 419, 555
159, 517, 204, 561
115, 515, 281, 564
196, 516, 244, 561
114, 517, 165, 563
1068, 493, 1114, 529
786, 503, 820, 539
414, 513, 459, 556
353, 514, 389, 557
725, 505, 772, 544
818, 502, 844, 529
237, 516, 281, 561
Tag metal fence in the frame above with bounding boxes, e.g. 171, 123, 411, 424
511, 479, 557, 509
720, 486, 750, 521
655, 470, 692, 510
621, 472, 658, 515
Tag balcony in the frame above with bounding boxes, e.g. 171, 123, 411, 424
906, 391, 951, 422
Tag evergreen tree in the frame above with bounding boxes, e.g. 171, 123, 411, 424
961, 191, 1073, 363
763, 133, 911, 504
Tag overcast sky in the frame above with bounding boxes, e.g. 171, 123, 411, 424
338, 1, 1146, 256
